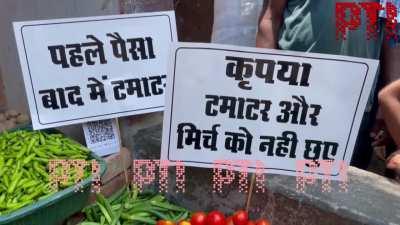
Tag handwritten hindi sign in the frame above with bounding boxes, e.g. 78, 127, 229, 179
13, 11, 177, 129
161, 43, 379, 179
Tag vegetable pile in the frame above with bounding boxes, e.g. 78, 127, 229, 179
0, 130, 92, 215
158, 210, 271, 225
81, 187, 190, 225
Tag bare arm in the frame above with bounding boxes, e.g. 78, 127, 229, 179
379, 80, 400, 147
256, 0, 287, 48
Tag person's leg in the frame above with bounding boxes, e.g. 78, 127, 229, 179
351, 83, 382, 169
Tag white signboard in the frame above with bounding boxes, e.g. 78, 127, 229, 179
161, 43, 379, 179
14, 11, 177, 129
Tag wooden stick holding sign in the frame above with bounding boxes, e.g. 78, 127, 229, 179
245, 174, 256, 212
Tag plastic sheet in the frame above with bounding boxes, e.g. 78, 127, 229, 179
212, 0, 264, 47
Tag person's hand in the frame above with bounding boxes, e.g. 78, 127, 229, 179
387, 150, 400, 170
386, 150, 400, 182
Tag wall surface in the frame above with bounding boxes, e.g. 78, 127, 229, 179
0, 68, 5, 110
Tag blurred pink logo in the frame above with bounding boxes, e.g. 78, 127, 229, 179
132, 159, 349, 194
48, 159, 101, 193
48, 159, 349, 194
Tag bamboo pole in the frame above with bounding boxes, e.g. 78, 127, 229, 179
245, 173, 256, 212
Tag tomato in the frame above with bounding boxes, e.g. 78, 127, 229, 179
246, 221, 256, 225
191, 212, 207, 225
157, 220, 175, 225
255, 219, 271, 225
226, 216, 234, 225
232, 210, 248, 225
205, 211, 225, 225
178, 221, 192, 225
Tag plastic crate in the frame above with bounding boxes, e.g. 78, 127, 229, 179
0, 129, 107, 225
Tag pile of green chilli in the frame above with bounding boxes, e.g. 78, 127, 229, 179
0, 130, 92, 215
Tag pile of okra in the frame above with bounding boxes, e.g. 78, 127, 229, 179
82, 186, 191, 225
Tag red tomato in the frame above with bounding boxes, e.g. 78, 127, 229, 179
191, 212, 207, 225
226, 216, 234, 225
255, 219, 271, 225
205, 211, 226, 225
246, 221, 256, 225
232, 210, 248, 225
157, 220, 175, 225
178, 221, 192, 225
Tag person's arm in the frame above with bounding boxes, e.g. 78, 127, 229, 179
378, 80, 400, 147
256, 0, 287, 48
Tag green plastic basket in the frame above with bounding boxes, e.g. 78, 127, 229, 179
0, 127, 107, 225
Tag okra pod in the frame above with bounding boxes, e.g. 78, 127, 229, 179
120, 213, 157, 224
150, 201, 187, 212
96, 202, 112, 224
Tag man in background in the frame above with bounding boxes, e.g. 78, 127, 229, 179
256, 0, 383, 169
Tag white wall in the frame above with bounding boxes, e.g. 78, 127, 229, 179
0, 0, 120, 112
